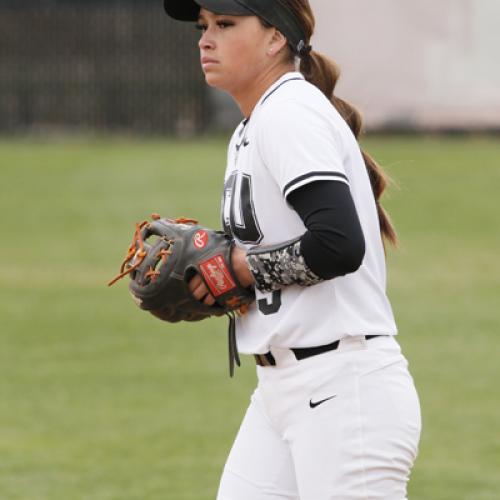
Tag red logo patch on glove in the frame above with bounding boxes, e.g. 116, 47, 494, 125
193, 230, 209, 250
199, 255, 236, 297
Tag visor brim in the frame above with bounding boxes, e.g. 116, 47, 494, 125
164, 0, 252, 21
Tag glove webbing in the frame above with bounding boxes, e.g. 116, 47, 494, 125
108, 221, 149, 287
108, 216, 197, 288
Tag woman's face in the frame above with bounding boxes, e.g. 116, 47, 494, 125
196, 9, 279, 94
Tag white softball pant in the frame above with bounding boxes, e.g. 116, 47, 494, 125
217, 335, 421, 500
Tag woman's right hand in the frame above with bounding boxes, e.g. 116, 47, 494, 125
188, 274, 216, 306
188, 246, 254, 306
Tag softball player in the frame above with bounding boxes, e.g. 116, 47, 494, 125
164, 1, 421, 498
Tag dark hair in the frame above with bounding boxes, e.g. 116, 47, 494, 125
275, 0, 397, 246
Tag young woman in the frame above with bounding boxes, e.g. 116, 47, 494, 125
164, 1, 421, 499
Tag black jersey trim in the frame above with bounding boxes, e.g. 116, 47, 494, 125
238, 118, 249, 137
260, 77, 304, 106
283, 171, 349, 197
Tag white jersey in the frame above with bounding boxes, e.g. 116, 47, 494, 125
222, 72, 397, 354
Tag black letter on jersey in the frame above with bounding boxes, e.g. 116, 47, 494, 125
222, 173, 236, 236
258, 290, 282, 316
223, 173, 281, 315
223, 173, 263, 244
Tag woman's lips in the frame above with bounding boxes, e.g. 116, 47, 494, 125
201, 57, 219, 69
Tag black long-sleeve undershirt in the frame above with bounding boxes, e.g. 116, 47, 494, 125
287, 181, 366, 280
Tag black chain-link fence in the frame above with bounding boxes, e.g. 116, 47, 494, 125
0, 0, 211, 134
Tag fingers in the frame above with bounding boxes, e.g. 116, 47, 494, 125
202, 294, 216, 306
188, 274, 216, 306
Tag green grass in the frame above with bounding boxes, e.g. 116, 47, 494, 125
0, 135, 499, 499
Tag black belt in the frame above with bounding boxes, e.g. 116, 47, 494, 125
254, 335, 384, 367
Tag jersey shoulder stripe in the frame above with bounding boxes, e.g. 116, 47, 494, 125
283, 171, 349, 198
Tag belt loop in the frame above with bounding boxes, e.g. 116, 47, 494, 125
254, 352, 276, 367
337, 335, 366, 352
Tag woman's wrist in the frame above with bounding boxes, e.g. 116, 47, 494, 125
231, 246, 255, 288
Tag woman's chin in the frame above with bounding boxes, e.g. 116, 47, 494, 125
204, 72, 226, 90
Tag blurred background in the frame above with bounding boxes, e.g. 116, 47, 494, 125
0, 1, 499, 499
2, 0, 500, 134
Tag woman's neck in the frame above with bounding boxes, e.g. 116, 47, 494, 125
231, 64, 296, 118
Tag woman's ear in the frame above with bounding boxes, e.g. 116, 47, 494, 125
267, 28, 288, 56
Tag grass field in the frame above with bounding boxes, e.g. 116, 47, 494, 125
0, 135, 498, 499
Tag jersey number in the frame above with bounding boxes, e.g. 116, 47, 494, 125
222, 172, 281, 315
258, 290, 282, 316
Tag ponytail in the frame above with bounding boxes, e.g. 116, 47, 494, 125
300, 51, 397, 247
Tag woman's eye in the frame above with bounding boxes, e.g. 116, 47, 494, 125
217, 21, 234, 29
195, 20, 234, 32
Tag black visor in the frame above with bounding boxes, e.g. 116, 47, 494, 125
163, 0, 308, 55
164, 0, 251, 21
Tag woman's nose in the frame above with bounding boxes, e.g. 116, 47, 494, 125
198, 31, 214, 50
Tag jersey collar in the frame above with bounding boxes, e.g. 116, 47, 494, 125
257, 71, 305, 109
238, 72, 305, 129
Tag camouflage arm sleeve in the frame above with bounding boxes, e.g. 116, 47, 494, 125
245, 237, 324, 293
